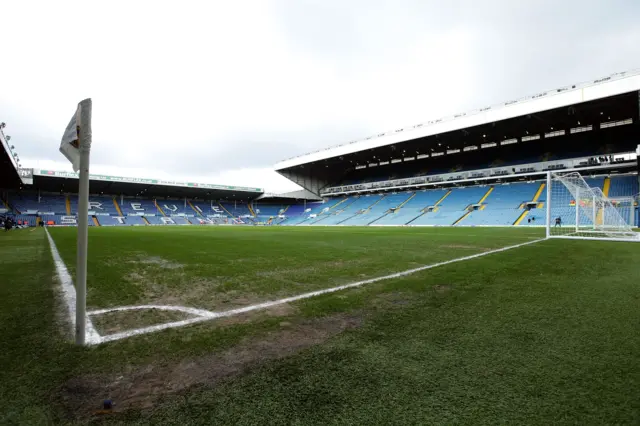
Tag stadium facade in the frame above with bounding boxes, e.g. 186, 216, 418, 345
1, 70, 639, 227
273, 69, 640, 227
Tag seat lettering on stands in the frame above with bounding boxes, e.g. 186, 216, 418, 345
61, 216, 77, 225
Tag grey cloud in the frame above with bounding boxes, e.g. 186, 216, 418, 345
138, 123, 373, 174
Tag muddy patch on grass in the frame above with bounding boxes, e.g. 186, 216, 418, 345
215, 302, 298, 327
124, 271, 146, 282
256, 259, 366, 278
60, 313, 362, 420
433, 284, 453, 294
91, 309, 193, 335
141, 277, 222, 305
132, 255, 184, 270
372, 291, 414, 308
123, 267, 300, 314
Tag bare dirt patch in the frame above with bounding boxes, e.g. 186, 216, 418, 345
213, 302, 298, 328
139, 277, 223, 307
60, 313, 362, 420
433, 284, 453, 294
91, 309, 193, 335
124, 268, 298, 313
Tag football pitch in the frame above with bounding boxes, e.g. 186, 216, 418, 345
2, 226, 640, 424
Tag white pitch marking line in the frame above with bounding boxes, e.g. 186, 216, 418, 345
93, 238, 545, 345
45, 228, 101, 345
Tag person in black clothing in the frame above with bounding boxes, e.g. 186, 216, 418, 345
555, 217, 562, 227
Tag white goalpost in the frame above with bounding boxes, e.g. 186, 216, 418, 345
545, 171, 640, 242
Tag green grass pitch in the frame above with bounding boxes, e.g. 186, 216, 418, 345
1, 226, 639, 424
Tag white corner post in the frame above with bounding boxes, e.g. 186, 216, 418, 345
75, 98, 92, 346
545, 172, 551, 239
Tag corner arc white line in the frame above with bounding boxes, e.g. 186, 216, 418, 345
92, 238, 545, 345
45, 228, 101, 345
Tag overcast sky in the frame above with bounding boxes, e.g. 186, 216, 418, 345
2, 0, 639, 192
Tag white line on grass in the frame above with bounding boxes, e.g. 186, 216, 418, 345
45, 228, 101, 345
95, 238, 545, 345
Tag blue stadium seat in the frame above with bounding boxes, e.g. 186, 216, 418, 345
465, 182, 540, 226
410, 186, 489, 226
373, 189, 450, 225
608, 175, 638, 197
311, 195, 384, 225
340, 192, 415, 225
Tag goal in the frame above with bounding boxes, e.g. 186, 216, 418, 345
546, 172, 640, 242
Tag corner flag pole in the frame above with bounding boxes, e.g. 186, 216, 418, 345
59, 98, 92, 345
75, 99, 92, 346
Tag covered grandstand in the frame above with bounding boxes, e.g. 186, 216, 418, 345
2, 70, 639, 228
1, 120, 328, 227
275, 70, 640, 227
0, 159, 321, 226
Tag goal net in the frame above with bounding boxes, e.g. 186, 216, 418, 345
608, 196, 635, 227
546, 172, 639, 242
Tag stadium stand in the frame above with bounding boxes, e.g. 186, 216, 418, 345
308, 195, 384, 225
119, 198, 159, 216
340, 192, 413, 225
14, 214, 38, 226
608, 175, 639, 197
253, 204, 286, 216
2, 70, 639, 230
12, 194, 67, 215
283, 204, 308, 216
1, 172, 637, 228
282, 200, 345, 225
125, 216, 147, 226
145, 215, 171, 225
373, 189, 450, 225
189, 201, 231, 218
222, 202, 252, 218
409, 186, 489, 226
464, 182, 540, 226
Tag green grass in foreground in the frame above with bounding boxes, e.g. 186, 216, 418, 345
1, 226, 639, 425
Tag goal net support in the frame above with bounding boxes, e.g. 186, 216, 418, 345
546, 171, 639, 242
